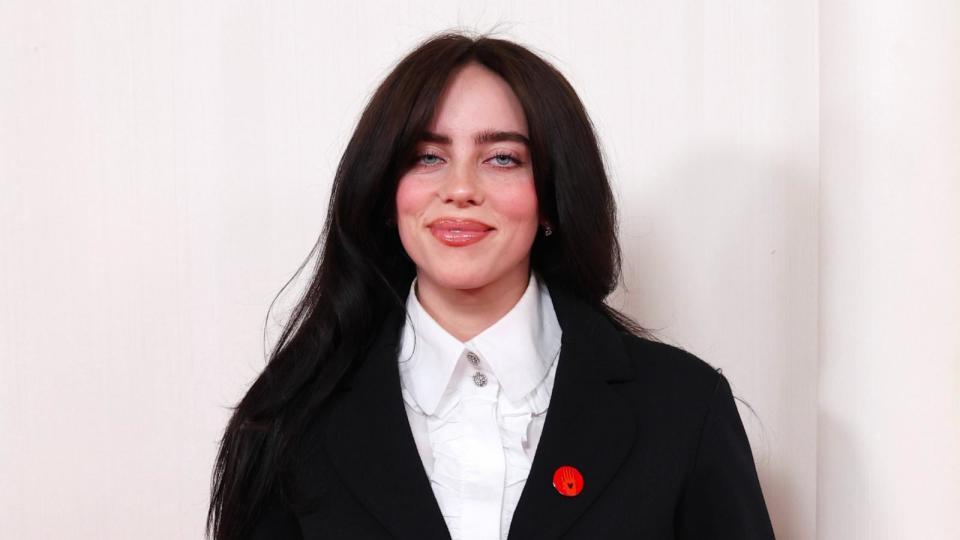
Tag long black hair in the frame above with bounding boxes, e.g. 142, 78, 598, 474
207, 30, 654, 540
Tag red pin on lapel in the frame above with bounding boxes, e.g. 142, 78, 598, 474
552, 465, 584, 497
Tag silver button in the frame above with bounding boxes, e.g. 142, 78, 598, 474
472, 372, 488, 387
465, 351, 480, 366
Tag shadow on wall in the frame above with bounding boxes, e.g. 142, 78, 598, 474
815, 411, 867, 538
611, 146, 820, 539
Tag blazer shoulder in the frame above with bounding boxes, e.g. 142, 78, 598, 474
618, 333, 726, 400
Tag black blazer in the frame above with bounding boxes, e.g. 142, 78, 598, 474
249, 284, 776, 539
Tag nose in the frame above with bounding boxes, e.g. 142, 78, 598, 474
438, 162, 484, 207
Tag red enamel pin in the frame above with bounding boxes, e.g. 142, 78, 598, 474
552, 465, 584, 497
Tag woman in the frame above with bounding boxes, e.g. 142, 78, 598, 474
208, 31, 775, 540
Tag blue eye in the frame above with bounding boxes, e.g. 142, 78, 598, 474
418, 153, 442, 166
413, 152, 523, 168
491, 153, 522, 167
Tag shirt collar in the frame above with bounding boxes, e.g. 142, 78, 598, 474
398, 270, 562, 416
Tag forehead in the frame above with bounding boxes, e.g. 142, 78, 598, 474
424, 62, 528, 137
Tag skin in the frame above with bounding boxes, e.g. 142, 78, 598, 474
394, 61, 548, 342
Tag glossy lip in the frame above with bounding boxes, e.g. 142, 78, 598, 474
426, 217, 495, 231
426, 217, 495, 247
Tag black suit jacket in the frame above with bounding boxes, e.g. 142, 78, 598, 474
249, 283, 776, 539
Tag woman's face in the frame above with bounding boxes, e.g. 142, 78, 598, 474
395, 62, 539, 293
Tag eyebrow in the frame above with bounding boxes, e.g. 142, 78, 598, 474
418, 129, 530, 147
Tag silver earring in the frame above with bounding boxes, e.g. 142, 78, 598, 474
543, 223, 553, 237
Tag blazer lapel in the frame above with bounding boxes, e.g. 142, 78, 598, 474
320, 282, 638, 540
506, 285, 639, 539
323, 304, 452, 539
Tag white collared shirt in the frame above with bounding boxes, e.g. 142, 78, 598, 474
397, 270, 563, 540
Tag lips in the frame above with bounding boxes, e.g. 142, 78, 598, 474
427, 218, 495, 247
427, 218, 494, 231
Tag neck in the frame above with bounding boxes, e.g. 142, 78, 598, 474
414, 263, 532, 342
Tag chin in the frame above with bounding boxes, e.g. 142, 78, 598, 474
420, 256, 532, 294
423, 270, 496, 292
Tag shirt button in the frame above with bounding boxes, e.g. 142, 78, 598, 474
465, 351, 480, 366
472, 372, 488, 387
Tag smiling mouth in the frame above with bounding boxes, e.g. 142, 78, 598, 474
427, 221, 495, 247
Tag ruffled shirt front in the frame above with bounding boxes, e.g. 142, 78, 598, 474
397, 270, 563, 540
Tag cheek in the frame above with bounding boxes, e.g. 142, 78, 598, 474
492, 181, 539, 227
395, 177, 425, 216
394, 177, 433, 231
394, 177, 431, 251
